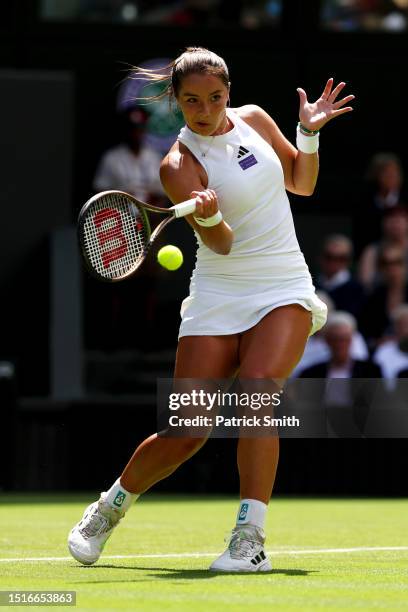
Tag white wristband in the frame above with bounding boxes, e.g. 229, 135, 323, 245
193, 210, 223, 227
296, 125, 319, 154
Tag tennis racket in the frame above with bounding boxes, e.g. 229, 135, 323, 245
78, 190, 196, 282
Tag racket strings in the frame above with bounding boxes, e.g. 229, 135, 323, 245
83, 193, 149, 280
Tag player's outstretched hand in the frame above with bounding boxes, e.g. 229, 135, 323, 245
297, 78, 355, 132
191, 189, 219, 218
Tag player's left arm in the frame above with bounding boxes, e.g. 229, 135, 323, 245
240, 79, 354, 196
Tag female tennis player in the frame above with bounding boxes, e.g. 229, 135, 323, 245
68, 47, 354, 571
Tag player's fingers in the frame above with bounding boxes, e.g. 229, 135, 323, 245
190, 190, 205, 201
333, 94, 355, 109
321, 77, 333, 100
194, 195, 205, 216
331, 107, 354, 117
328, 81, 346, 102
296, 88, 308, 106
201, 189, 214, 202
206, 189, 218, 207
196, 206, 211, 218
191, 190, 209, 213
207, 191, 219, 214
203, 189, 214, 201
192, 190, 219, 217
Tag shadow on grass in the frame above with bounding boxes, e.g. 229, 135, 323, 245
73, 565, 314, 583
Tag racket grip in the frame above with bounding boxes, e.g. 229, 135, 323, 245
170, 198, 197, 218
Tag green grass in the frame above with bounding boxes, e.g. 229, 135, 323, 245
1, 494, 408, 611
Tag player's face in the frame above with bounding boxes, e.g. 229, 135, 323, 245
177, 73, 230, 136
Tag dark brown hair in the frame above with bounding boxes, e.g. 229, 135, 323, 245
130, 47, 230, 103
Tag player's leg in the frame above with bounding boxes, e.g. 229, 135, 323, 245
120, 334, 239, 493
237, 304, 311, 502
210, 304, 311, 572
68, 334, 239, 565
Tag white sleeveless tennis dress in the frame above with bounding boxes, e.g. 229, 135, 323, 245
177, 108, 327, 338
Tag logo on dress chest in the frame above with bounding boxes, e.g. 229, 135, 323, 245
237, 145, 258, 170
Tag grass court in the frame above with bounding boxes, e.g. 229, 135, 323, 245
1, 494, 407, 611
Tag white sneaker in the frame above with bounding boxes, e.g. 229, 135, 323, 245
68, 495, 124, 565
209, 525, 271, 572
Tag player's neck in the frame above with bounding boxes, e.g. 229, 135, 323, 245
211, 113, 232, 136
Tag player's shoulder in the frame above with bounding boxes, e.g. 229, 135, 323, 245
160, 142, 178, 176
160, 141, 196, 177
233, 105, 278, 144
234, 104, 274, 123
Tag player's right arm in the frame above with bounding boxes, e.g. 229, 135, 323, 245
160, 144, 233, 255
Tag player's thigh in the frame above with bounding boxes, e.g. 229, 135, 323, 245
238, 304, 312, 378
175, 335, 240, 378
172, 335, 239, 440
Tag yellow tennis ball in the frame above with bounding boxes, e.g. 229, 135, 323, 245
157, 245, 183, 271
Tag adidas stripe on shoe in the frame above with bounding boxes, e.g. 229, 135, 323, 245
209, 525, 271, 572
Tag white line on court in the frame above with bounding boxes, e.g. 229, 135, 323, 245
1, 546, 408, 563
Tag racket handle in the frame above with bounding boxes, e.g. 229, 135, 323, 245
170, 198, 197, 218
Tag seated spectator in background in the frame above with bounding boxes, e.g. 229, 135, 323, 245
359, 244, 408, 347
315, 235, 365, 319
300, 312, 382, 438
366, 153, 405, 211
91, 106, 165, 350
93, 106, 165, 203
354, 152, 407, 254
373, 304, 408, 383
358, 206, 408, 290
300, 311, 382, 379
291, 292, 369, 377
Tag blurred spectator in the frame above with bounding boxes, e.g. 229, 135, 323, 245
373, 304, 408, 383
359, 244, 408, 347
315, 234, 365, 318
167, 0, 220, 25
300, 312, 382, 379
93, 106, 164, 203
41, 0, 282, 27
322, 0, 408, 31
291, 292, 369, 377
90, 106, 165, 352
358, 206, 408, 290
365, 152, 405, 211
300, 311, 382, 438
354, 152, 407, 253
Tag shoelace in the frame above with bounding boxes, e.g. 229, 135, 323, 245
226, 527, 264, 561
79, 507, 112, 539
